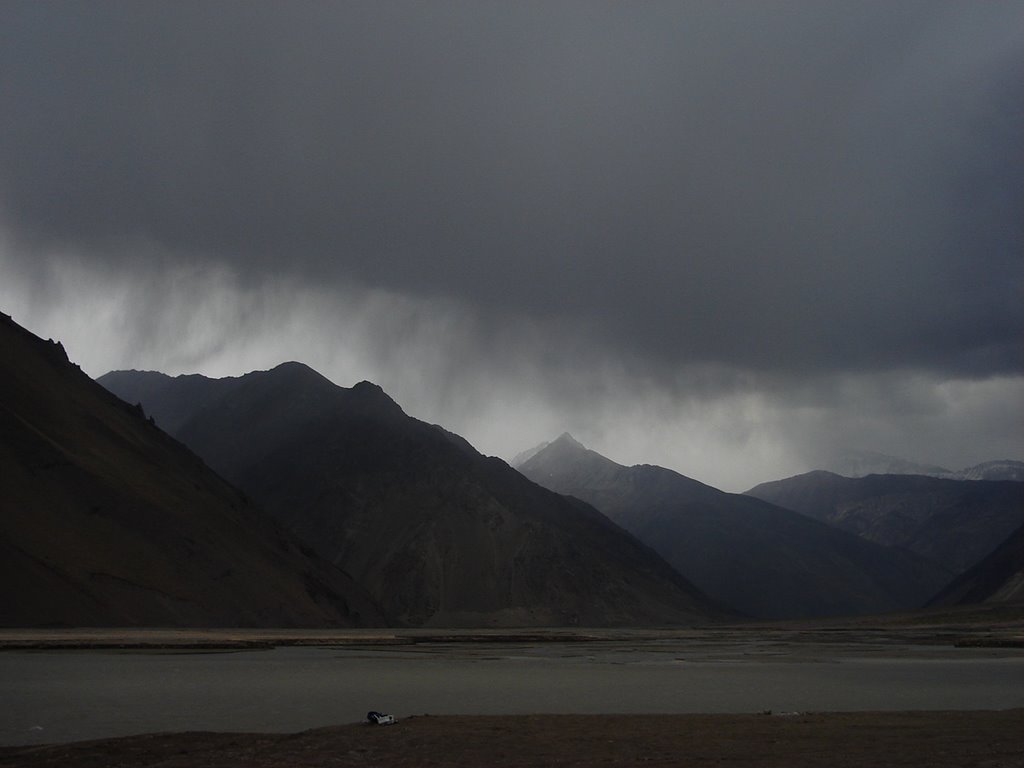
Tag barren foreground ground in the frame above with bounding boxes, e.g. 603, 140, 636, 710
2, 710, 1022, 768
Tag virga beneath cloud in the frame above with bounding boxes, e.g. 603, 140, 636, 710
1, 2, 1021, 488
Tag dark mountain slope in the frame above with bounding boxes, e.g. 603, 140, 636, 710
928, 522, 1024, 606
516, 435, 950, 619
746, 471, 1024, 575
100, 369, 720, 627
0, 313, 383, 628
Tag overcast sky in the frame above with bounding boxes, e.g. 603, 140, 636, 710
2, 1, 1022, 490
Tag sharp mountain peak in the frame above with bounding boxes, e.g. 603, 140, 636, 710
553, 432, 584, 447
523, 433, 709, 487
219, 363, 401, 414
348, 379, 404, 414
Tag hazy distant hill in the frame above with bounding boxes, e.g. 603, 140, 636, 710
101, 367, 720, 627
746, 471, 1024, 575
819, 449, 1024, 482
955, 460, 1024, 482
820, 450, 953, 478
928, 522, 1024, 606
0, 313, 383, 628
515, 435, 949, 619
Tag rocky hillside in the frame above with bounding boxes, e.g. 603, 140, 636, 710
927, 521, 1024, 606
101, 367, 721, 627
0, 313, 383, 627
746, 471, 1024, 575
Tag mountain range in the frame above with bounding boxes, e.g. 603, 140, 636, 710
99, 366, 719, 627
514, 435, 950, 619
0, 312, 382, 627
746, 471, 1024, 576
818, 449, 1024, 482
6, 306, 1020, 629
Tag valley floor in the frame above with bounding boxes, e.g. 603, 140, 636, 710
3, 611, 1023, 765
2, 601, 1023, 652
2, 710, 1022, 768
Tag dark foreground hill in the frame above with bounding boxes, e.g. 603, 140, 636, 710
746, 471, 1024, 576
515, 435, 949, 619
0, 313, 383, 628
100, 366, 719, 627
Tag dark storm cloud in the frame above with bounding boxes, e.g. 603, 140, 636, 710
2, 2, 1023, 489
3, 0, 1022, 379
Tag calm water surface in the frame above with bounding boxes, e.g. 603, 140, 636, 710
2, 641, 1023, 746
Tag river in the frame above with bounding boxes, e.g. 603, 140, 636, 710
3, 638, 1022, 746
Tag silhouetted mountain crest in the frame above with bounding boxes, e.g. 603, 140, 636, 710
101, 367, 721, 627
348, 379, 405, 417
271, 360, 326, 376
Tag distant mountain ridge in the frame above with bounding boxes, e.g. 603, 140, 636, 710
515, 434, 950, 619
819, 449, 1024, 482
101, 368, 721, 627
0, 312, 383, 628
746, 470, 1024, 576
955, 460, 1024, 482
